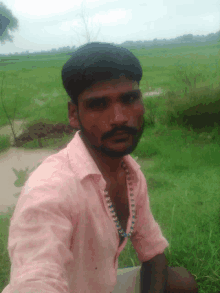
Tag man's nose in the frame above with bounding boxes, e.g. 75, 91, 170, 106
109, 103, 129, 123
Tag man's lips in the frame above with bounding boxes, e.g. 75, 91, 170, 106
110, 132, 130, 139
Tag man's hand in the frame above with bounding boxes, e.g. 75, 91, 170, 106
140, 253, 168, 293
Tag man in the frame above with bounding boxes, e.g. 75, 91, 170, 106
2, 42, 198, 293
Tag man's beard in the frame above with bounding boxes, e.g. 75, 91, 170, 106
78, 115, 146, 159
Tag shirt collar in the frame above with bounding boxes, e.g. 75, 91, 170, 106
67, 130, 141, 183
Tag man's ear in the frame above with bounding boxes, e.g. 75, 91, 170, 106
68, 101, 80, 130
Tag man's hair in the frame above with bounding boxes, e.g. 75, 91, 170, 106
61, 42, 142, 107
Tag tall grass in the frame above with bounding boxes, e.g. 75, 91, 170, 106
0, 44, 219, 292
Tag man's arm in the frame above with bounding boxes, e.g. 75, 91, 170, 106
140, 253, 168, 293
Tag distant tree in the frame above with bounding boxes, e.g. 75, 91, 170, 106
71, 0, 101, 46
0, 2, 19, 44
181, 34, 194, 43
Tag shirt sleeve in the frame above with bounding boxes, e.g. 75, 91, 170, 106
6, 175, 76, 293
130, 171, 169, 262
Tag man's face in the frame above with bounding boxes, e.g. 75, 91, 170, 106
69, 77, 146, 159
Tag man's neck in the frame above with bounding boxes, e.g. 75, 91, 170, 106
92, 152, 124, 181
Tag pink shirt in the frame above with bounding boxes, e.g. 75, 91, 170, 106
2, 130, 169, 293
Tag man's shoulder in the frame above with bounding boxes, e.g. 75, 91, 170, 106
25, 149, 75, 191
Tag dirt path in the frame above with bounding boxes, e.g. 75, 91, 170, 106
0, 147, 58, 215
143, 88, 164, 97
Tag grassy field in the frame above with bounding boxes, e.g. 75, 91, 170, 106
0, 43, 220, 293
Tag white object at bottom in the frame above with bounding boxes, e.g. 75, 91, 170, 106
112, 266, 141, 293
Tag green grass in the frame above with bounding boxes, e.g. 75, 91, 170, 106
0, 44, 220, 293
118, 124, 220, 292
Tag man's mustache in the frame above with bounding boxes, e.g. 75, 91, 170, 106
104, 127, 137, 140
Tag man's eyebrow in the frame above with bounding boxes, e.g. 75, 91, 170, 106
84, 89, 141, 103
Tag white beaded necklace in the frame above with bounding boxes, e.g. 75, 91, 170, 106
104, 160, 136, 238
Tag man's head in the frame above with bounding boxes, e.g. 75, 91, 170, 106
62, 42, 145, 165
62, 42, 142, 108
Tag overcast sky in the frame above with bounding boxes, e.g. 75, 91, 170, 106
1, 0, 220, 54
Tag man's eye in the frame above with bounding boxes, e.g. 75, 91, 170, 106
124, 95, 138, 103
89, 101, 106, 108
88, 94, 139, 109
